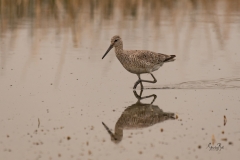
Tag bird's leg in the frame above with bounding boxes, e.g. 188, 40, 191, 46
138, 74, 144, 89
133, 90, 157, 104
133, 73, 157, 89
133, 74, 144, 89
133, 80, 140, 89
140, 73, 157, 84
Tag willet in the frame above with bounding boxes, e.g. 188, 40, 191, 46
102, 35, 176, 89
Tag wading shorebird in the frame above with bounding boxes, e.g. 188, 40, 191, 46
102, 35, 176, 89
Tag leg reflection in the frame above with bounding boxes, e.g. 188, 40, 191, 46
133, 90, 157, 104
102, 90, 175, 143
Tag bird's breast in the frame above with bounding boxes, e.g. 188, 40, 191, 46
116, 54, 149, 74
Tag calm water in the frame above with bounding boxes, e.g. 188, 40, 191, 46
0, 0, 240, 160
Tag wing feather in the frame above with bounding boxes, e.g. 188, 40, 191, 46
133, 50, 174, 65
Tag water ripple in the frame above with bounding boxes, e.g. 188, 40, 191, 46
145, 77, 240, 89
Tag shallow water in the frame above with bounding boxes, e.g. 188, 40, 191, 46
0, 0, 240, 160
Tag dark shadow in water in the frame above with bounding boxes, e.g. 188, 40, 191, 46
102, 90, 175, 143
145, 77, 240, 89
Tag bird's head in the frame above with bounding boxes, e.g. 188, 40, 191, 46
102, 35, 122, 59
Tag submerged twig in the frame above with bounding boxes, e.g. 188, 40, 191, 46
224, 115, 227, 126
38, 118, 40, 128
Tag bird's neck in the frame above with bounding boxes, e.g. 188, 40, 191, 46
114, 43, 123, 56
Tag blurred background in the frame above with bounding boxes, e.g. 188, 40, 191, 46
1, 0, 240, 81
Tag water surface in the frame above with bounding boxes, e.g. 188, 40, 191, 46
0, 0, 240, 160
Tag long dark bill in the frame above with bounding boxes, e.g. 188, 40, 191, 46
102, 44, 114, 59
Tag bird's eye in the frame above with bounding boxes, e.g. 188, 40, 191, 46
114, 39, 118, 42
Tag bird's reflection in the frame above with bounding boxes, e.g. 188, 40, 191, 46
102, 90, 175, 143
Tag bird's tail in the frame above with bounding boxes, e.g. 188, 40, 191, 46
164, 55, 176, 62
